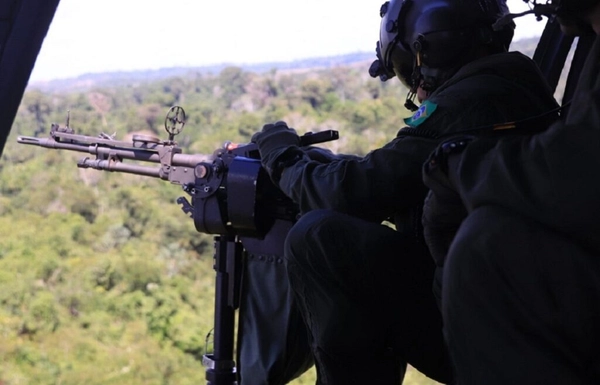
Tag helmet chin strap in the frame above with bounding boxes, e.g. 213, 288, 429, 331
404, 47, 438, 111
404, 50, 423, 111
404, 90, 419, 111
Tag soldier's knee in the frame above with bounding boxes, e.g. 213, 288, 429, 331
285, 209, 342, 263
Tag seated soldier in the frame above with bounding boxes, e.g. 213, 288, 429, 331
252, 0, 558, 383
422, 0, 600, 383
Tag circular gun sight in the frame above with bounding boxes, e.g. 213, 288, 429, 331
164, 106, 186, 140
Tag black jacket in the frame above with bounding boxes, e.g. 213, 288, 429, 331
445, 36, 600, 253
279, 51, 558, 236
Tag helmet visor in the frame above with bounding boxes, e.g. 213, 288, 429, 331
389, 45, 415, 88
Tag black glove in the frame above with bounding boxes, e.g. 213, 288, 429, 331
251, 121, 303, 182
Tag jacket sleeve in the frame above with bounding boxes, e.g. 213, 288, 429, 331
450, 90, 600, 249
277, 56, 561, 223
277, 78, 550, 223
279, 134, 438, 222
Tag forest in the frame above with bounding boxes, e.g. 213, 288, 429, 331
0, 38, 544, 384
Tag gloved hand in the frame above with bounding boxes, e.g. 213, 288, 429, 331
251, 121, 302, 182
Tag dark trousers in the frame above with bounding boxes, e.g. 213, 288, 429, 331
285, 209, 453, 385
444, 206, 600, 385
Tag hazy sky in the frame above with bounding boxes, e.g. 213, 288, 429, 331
29, 0, 549, 82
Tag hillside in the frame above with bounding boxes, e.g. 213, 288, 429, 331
27, 37, 540, 93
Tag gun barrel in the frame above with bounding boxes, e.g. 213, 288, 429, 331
17, 135, 211, 168
17, 136, 44, 146
17, 135, 91, 153
78, 158, 162, 178
78, 157, 200, 185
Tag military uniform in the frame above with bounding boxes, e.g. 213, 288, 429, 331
279, 51, 558, 384
424, 35, 600, 384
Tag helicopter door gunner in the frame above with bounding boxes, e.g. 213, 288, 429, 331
251, 0, 558, 383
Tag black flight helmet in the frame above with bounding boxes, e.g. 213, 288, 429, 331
370, 0, 514, 110
369, 0, 415, 86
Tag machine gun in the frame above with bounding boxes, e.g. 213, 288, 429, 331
17, 106, 339, 385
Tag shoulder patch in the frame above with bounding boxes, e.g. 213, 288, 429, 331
403, 100, 438, 127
